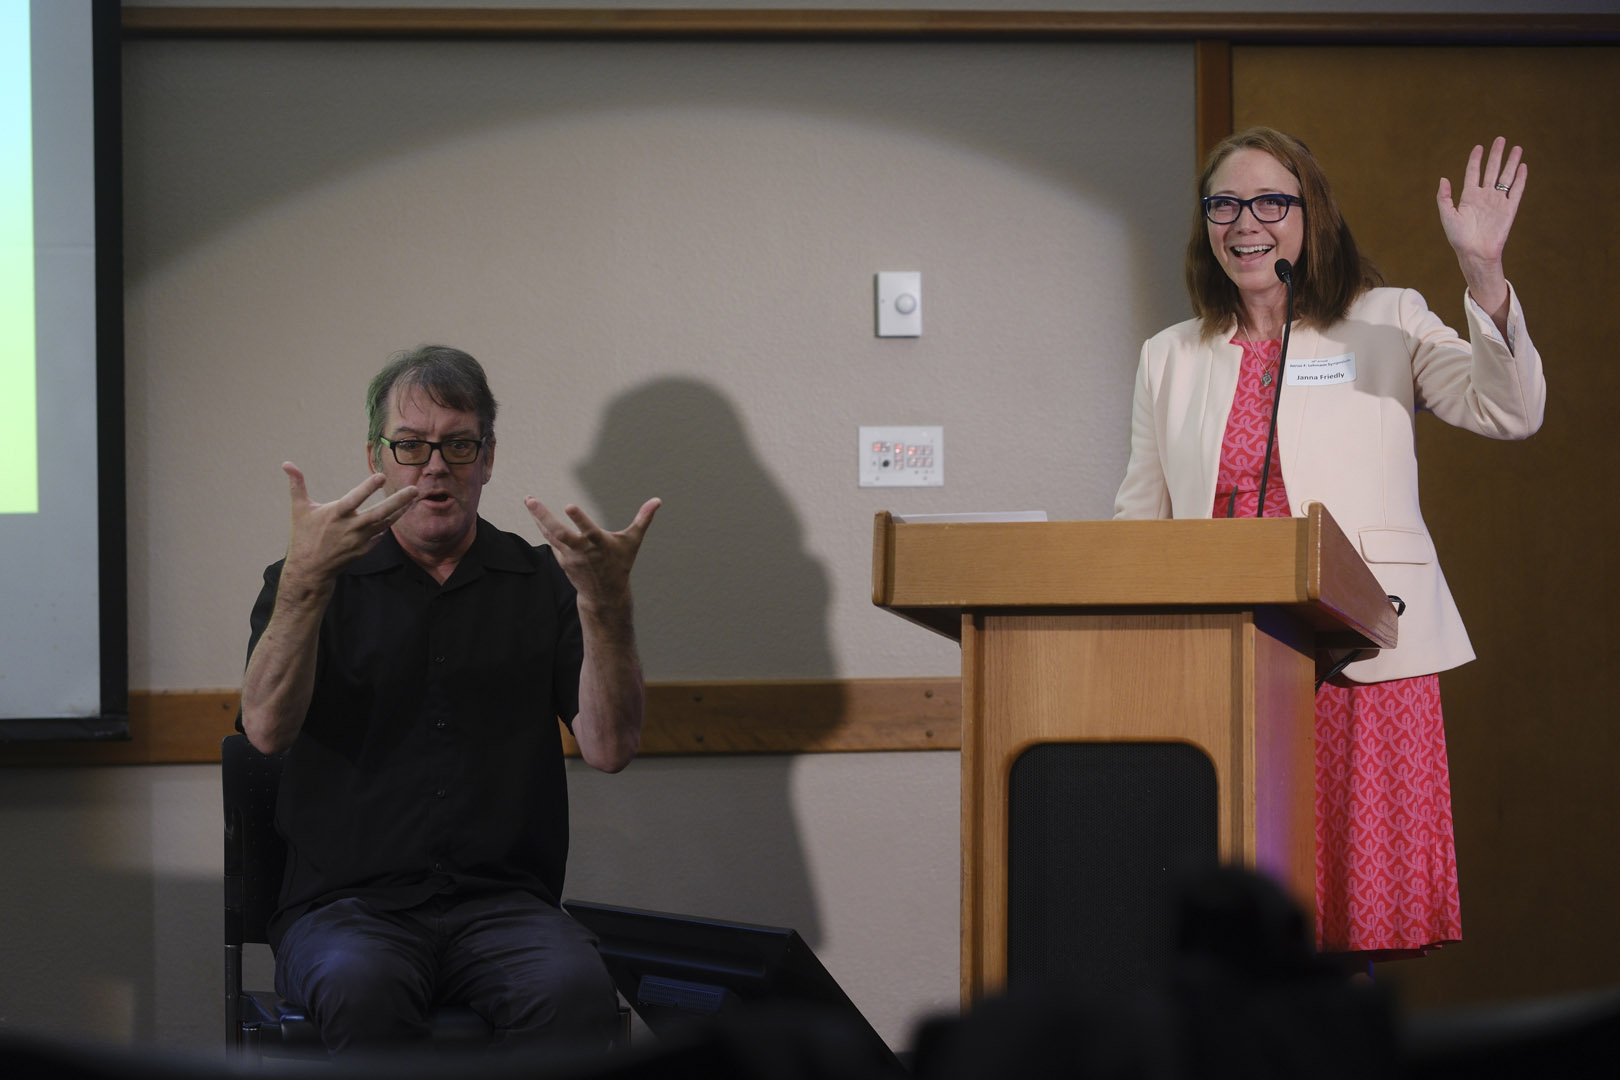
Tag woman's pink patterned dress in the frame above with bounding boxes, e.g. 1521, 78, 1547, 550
1214, 336, 1462, 956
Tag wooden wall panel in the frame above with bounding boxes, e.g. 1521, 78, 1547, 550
1194, 38, 1233, 164
1234, 45, 1620, 1007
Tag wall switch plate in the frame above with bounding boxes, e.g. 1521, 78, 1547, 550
859, 426, 942, 487
875, 272, 921, 337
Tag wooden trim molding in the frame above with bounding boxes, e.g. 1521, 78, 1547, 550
121, 8, 1620, 42
0, 679, 962, 767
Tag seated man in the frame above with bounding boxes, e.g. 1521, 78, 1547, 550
240, 345, 659, 1054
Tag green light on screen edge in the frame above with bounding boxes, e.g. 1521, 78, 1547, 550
0, 0, 37, 514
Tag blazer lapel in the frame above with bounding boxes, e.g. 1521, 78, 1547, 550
1199, 331, 1244, 514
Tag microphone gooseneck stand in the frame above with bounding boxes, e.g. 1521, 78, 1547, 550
1255, 258, 1293, 518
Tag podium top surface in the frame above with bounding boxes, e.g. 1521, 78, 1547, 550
871, 503, 1397, 650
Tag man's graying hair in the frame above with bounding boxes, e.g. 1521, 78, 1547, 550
366, 345, 498, 448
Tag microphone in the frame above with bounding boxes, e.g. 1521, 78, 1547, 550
1255, 259, 1294, 518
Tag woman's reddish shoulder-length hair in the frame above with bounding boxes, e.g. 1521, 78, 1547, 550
1184, 126, 1381, 339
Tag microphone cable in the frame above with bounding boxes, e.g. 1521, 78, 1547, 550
1316, 595, 1407, 691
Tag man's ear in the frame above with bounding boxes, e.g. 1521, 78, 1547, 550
366, 441, 379, 475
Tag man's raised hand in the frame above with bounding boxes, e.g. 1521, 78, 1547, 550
282, 462, 418, 586
523, 496, 660, 611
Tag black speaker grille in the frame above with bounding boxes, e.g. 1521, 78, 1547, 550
1007, 741, 1219, 992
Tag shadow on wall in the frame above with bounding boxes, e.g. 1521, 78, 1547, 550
572, 377, 840, 942
576, 377, 835, 679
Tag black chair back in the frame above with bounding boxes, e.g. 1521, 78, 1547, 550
223, 733, 285, 948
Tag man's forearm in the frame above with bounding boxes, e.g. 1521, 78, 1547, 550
571, 599, 644, 773
241, 573, 331, 754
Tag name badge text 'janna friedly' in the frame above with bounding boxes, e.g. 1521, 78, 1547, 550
1284, 353, 1357, 386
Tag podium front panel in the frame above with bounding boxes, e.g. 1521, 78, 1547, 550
959, 608, 1314, 1002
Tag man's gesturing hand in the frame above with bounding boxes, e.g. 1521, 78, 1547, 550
523, 496, 661, 611
282, 462, 419, 587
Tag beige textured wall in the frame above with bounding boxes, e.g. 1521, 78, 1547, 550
124, 39, 1188, 689
0, 34, 1192, 1053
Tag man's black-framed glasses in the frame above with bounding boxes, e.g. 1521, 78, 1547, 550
1202, 193, 1303, 225
380, 435, 486, 466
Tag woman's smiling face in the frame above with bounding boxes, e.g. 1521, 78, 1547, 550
1206, 147, 1305, 309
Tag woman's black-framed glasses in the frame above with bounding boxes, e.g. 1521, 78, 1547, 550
380, 436, 486, 466
1202, 193, 1303, 225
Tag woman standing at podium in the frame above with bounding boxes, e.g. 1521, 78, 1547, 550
1113, 127, 1545, 959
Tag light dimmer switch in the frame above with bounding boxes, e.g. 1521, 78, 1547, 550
875, 272, 922, 337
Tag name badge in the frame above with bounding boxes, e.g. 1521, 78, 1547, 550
1285, 352, 1356, 386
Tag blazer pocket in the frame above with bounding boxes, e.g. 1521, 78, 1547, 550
1357, 527, 1435, 565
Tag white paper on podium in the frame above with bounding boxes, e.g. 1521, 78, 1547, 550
889, 510, 1048, 524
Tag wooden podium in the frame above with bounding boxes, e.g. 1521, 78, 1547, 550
871, 503, 1397, 1003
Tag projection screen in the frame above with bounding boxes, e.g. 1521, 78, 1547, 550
0, 0, 126, 740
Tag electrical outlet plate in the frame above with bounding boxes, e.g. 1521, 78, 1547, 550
859, 426, 942, 487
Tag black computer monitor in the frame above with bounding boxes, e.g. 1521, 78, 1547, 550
563, 900, 905, 1074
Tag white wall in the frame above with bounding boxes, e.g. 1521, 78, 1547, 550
0, 765, 217, 1045
121, 37, 1189, 687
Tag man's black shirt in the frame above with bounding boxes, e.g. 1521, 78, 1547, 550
245, 518, 584, 951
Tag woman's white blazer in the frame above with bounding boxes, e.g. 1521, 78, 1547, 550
1113, 285, 1545, 682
